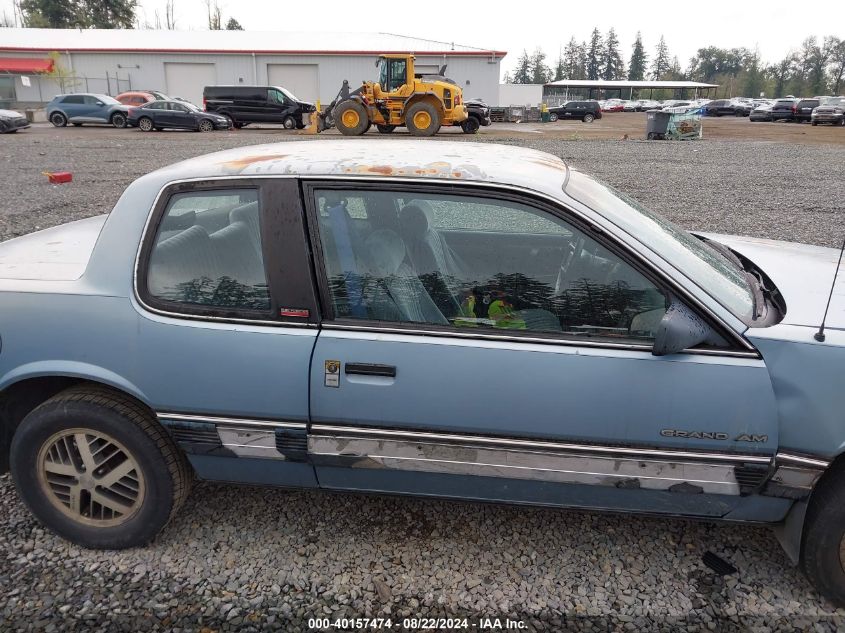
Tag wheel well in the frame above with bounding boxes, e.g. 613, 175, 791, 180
405, 94, 444, 116
0, 377, 151, 474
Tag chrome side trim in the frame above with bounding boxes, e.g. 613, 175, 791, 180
320, 322, 758, 358
309, 424, 772, 464
216, 426, 280, 459
308, 434, 745, 495
157, 412, 306, 430
764, 452, 831, 498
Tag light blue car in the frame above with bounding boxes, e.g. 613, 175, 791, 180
46, 93, 132, 128
1, 140, 844, 603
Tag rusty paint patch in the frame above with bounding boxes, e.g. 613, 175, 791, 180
220, 154, 289, 170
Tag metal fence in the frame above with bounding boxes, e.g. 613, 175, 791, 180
48, 73, 132, 96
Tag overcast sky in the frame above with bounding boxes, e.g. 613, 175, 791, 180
3, 0, 843, 78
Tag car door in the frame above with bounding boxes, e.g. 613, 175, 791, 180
133, 178, 320, 488
85, 96, 110, 123
305, 181, 780, 519
167, 103, 194, 129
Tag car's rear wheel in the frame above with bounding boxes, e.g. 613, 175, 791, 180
111, 113, 127, 129
548, 113, 558, 122
10, 386, 192, 549
138, 117, 154, 132
198, 119, 214, 132
583, 113, 595, 123
50, 112, 67, 127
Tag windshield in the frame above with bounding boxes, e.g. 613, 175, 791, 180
565, 171, 755, 320
182, 102, 201, 112
277, 87, 299, 102
99, 95, 120, 105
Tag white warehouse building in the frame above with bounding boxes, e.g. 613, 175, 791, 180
0, 29, 506, 109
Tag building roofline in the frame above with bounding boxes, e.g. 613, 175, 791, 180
0, 46, 506, 57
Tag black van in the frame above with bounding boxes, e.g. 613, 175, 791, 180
203, 85, 316, 129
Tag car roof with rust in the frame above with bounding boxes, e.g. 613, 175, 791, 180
149, 140, 570, 194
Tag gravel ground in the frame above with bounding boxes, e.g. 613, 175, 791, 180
2, 130, 845, 632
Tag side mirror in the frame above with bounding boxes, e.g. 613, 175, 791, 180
95, 101, 104, 106
652, 297, 721, 356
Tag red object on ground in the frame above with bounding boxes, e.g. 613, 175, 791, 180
0, 57, 54, 73
43, 171, 73, 184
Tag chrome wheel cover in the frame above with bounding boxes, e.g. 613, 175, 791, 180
37, 428, 146, 527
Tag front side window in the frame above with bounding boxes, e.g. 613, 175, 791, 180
388, 59, 407, 91
314, 188, 669, 345
146, 189, 269, 311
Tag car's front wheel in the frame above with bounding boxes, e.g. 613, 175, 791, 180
137, 117, 154, 132
548, 113, 558, 122
801, 463, 845, 607
111, 113, 127, 129
460, 117, 480, 134
282, 116, 296, 130
198, 119, 214, 132
10, 386, 192, 549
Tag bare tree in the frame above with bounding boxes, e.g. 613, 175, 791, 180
164, 0, 175, 29
204, 0, 221, 30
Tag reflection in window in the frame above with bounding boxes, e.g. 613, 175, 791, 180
147, 189, 269, 311
315, 189, 669, 344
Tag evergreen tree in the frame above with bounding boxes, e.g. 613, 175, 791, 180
20, 0, 136, 27
553, 49, 565, 81
586, 28, 603, 80
602, 28, 624, 80
628, 32, 647, 80
563, 37, 584, 80
651, 35, 671, 80
743, 50, 764, 97
87, 0, 136, 28
831, 38, 845, 95
512, 50, 531, 84
529, 48, 551, 84
225, 17, 243, 30
770, 54, 796, 97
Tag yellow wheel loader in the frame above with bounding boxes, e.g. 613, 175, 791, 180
319, 54, 468, 136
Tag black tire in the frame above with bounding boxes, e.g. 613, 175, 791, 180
0, 121, 6, 134
198, 119, 214, 133
72, 123, 83, 127
548, 112, 558, 122
583, 113, 595, 123
811, 121, 818, 126
647, 132, 656, 140
137, 117, 154, 132
405, 101, 441, 137
801, 462, 845, 607
10, 385, 192, 549
334, 100, 369, 136
282, 116, 296, 130
50, 112, 67, 127
376, 124, 396, 134
111, 112, 127, 129
460, 117, 480, 134
840, 118, 845, 127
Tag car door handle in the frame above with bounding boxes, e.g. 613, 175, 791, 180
344, 363, 396, 378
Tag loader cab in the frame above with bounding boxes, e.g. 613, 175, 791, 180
377, 55, 414, 94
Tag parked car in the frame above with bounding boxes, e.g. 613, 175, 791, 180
0, 109, 30, 133
811, 97, 845, 126
636, 99, 661, 111
749, 103, 774, 122
136, 90, 170, 101
115, 91, 161, 107
794, 99, 821, 123
548, 101, 602, 122
127, 100, 230, 132
46, 93, 133, 128
170, 96, 197, 107
460, 98, 492, 133
203, 85, 316, 129
5, 139, 845, 605
702, 100, 750, 116
622, 100, 639, 112
601, 99, 625, 112
771, 98, 800, 122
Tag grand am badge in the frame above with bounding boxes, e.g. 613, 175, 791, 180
660, 429, 768, 442
324, 360, 341, 388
